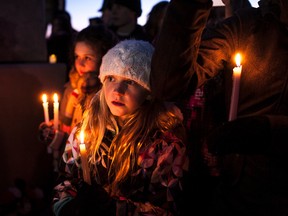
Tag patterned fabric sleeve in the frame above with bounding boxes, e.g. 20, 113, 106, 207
52, 126, 81, 216
131, 131, 189, 215
62, 126, 81, 174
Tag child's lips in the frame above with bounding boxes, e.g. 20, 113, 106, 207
112, 101, 124, 106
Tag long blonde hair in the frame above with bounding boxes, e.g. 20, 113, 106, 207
80, 88, 184, 194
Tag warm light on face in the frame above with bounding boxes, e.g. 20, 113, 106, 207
235, 53, 241, 67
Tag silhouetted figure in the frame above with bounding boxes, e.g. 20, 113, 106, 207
109, 0, 149, 41
144, 1, 169, 44
98, 0, 113, 27
89, 0, 113, 27
46, 10, 78, 81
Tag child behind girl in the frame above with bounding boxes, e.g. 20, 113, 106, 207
39, 24, 118, 173
60, 24, 119, 134
53, 40, 189, 215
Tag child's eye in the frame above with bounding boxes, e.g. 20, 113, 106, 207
125, 79, 136, 85
106, 76, 114, 82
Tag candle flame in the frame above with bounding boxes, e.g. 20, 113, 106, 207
42, 94, 47, 103
49, 54, 57, 63
80, 130, 84, 144
235, 53, 241, 67
53, 93, 58, 103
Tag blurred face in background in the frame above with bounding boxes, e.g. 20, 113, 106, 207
102, 9, 113, 26
111, 4, 136, 27
74, 42, 99, 76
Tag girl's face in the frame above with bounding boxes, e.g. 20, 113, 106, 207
103, 75, 149, 124
74, 42, 99, 76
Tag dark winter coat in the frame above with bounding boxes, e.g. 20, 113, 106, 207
151, 0, 288, 215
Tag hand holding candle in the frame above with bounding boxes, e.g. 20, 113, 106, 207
79, 130, 91, 185
229, 53, 242, 121
42, 94, 50, 124
53, 93, 59, 130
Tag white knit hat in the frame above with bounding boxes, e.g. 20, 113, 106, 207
99, 40, 154, 91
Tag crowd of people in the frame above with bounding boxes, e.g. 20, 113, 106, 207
2, 0, 286, 215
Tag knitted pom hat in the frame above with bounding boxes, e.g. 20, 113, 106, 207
99, 40, 154, 91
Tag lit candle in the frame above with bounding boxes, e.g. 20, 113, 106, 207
42, 94, 50, 124
229, 53, 242, 121
79, 130, 91, 185
53, 93, 59, 130
49, 54, 57, 63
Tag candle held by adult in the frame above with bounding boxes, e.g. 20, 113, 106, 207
53, 93, 59, 130
229, 53, 242, 121
79, 130, 91, 185
42, 94, 50, 124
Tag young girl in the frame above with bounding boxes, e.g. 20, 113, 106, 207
53, 40, 189, 215
60, 24, 119, 134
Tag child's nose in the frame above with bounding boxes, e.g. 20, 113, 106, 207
113, 82, 127, 94
76, 58, 85, 66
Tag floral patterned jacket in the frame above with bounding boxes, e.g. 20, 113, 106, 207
53, 125, 189, 216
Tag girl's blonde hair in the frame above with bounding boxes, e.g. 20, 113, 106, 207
80, 87, 184, 195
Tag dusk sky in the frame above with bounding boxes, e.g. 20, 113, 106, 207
66, 0, 260, 32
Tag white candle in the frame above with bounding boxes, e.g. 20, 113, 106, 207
49, 54, 57, 63
53, 93, 59, 130
42, 94, 50, 124
79, 130, 91, 185
229, 53, 242, 121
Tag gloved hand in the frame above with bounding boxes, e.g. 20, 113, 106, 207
206, 115, 271, 155
38, 121, 55, 144
38, 121, 66, 150
53, 179, 77, 216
